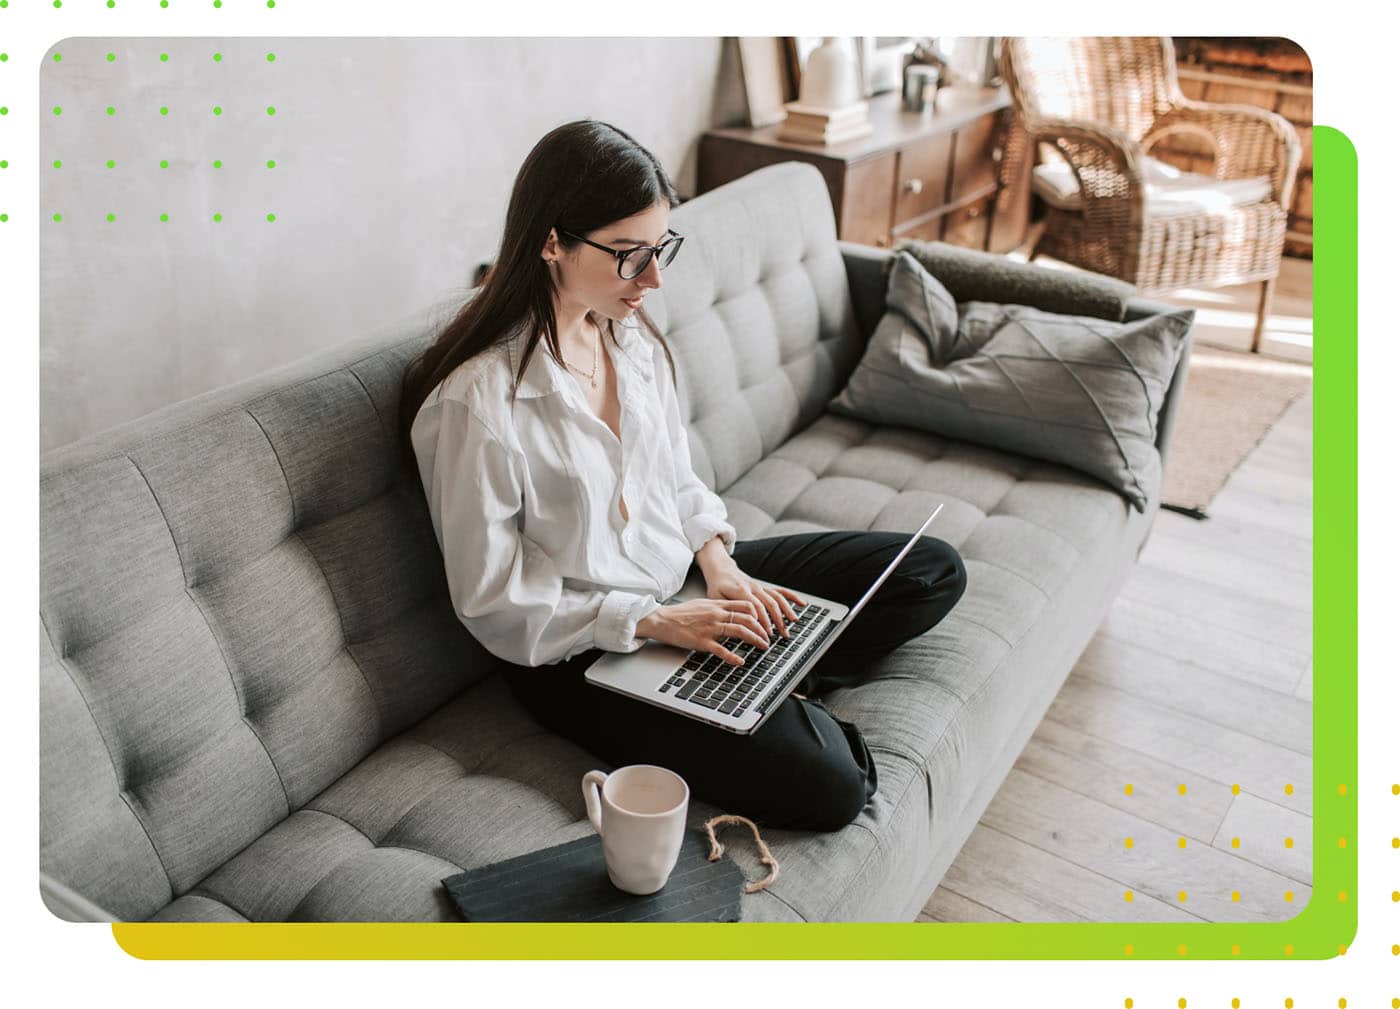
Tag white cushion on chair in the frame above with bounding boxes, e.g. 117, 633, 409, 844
1032, 155, 1272, 218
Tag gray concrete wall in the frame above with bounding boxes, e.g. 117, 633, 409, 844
40, 37, 750, 452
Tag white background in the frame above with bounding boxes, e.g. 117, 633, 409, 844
5, 2, 1391, 1006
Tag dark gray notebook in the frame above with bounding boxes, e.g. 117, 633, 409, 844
441, 829, 746, 922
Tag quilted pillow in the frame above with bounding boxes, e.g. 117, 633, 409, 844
829, 251, 1193, 512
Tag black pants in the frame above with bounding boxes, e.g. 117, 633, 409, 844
501, 530, 968, 832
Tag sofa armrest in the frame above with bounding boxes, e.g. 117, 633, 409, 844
40, 871, 118, 922
838, 240, 895, 345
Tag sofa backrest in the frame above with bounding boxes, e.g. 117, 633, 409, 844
39, 314, 482, 919
657, 161, 865, 495
38, 159, 863, 919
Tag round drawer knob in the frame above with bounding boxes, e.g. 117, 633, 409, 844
968, 205, 981, 218
875, 236, 890, 247
904, 177, 923, 195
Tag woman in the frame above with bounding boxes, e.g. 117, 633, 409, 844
398, 120, 967, 832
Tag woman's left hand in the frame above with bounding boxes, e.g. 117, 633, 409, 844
704, 565, 804, 640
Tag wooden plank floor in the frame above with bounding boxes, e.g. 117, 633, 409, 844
919, 378, 1314, 923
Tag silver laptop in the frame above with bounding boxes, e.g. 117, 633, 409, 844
585, 503, 944, 735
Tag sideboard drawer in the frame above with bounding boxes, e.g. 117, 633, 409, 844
950, 112, 1001, 203
893, 134, 954, 226
941, 196, 992, 251
839, 152, 897, 247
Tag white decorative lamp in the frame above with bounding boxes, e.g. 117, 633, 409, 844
777, 38, 874, 146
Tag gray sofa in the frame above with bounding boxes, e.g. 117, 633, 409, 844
40, 161, 1192, 923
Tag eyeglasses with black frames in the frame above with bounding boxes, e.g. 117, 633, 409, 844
557, 227, 684, 280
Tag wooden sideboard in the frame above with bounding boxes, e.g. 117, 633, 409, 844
698, 85, 1033, 255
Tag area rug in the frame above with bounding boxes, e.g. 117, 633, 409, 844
1159, 346, 1312, 517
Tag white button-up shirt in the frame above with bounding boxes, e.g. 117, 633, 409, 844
410, 316, 738, 668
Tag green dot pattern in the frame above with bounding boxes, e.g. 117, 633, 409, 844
0, 215, 8, 223
1, 108, 8, 117
34, 36, 287, 230
1, 161, 8, 169
0, 54, 7, 63
161, 1, 168, 7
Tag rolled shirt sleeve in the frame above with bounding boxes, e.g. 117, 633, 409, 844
658, 359, 737, 557
414, 398, 661, 667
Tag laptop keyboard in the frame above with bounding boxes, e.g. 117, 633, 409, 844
657, 601, 832, 719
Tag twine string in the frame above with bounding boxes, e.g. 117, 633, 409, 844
701, 814, 780, 894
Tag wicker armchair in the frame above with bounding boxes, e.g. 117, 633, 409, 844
999, 37, 1302, 352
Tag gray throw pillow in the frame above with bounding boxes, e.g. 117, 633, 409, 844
829, 251, 1193, 512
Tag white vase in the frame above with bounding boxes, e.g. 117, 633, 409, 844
800, 37, 859, 110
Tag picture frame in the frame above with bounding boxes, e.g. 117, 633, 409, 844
858, 37, 920, 97
736, 37, 794, 127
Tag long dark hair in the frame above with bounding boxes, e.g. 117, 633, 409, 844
397, 120, 681, 487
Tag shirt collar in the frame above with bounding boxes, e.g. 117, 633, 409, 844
506, 316, 651, 399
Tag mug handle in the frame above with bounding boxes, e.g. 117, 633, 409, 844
582, 770, 609, 835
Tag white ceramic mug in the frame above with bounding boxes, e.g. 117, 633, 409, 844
581, 764, 689, 895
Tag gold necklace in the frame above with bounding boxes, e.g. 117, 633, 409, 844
561, 321, 600, 389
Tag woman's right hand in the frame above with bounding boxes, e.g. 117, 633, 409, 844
636, 600, 772, 666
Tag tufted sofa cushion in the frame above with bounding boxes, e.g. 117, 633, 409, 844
646, 162, 867, 497
41, 161, 1186, 923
